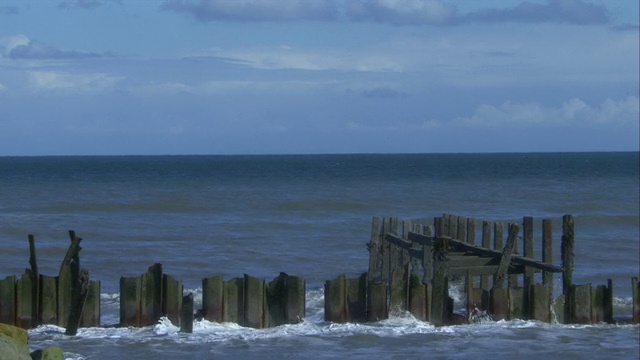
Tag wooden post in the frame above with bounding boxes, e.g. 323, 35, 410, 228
57, 264, 72, 328
605, 279, 613, 324
493, 224, 520, 289
457, 215, 467, 242
467, 217, 477, 245
480, 220, 492, 290
367, 281, 387, 322
389, 265, 408, 314
542, 219, 553, 292
28, 234, 39, 327
572, 284, 591, 324
39, 275, 57, 325
408, 272, 427, 321
368, 217, 384, 283
223, 278, 244, 325
16, 271, 35, 329
285, 275, 305, 324
632, 277, 639, 324
592, 284, 607, 323
140, 263, 163, 327
422, 225, 433, 284
522, 216, 534, 319
58, 231, 83, 329
163, 275, 183, 326
507, 222, 519, 289
324, 274, 347, 323
529, 283, 550, 322
386, 217, 401, 285
265, 273, 287, 327
202, 275, 224, 322
65, 269, 90, 335
490, 288, 509, 321
244, 274, 265, 329
120, 276, 141, 327
430, 217, 448, 326
180, 293, 194, 333
346, 273, 367, 323
80, 280, 100, 328
562, 215, 575, 323
0, 275, 15, 326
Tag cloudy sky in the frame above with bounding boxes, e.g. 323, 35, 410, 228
0, 0, 638, 155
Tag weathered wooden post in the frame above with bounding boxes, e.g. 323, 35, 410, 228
58, 230, 84, 329
243, 274, 265, 329
522, 216, 534, 319
163, 275, 183, 326
591, 280, 613, 323
562, 215, 575, 323
430, 217, 448, 326
368, 217, 384, 283
632, 277, 639, 324
16, 271, 35, 329
480, 220, 492, 291
324, 274, 347, 323
367, 281, 387, 322
346, 273, 367, 322
120, 276, 141, 326
28, 235, 39, 327
39, 275, 57, 325
65, 268, 90, 335
490, 223, 519, 321
572, 284, 592, 324
79, 280, 100, 328
180, 293, 194, 333
223, 277, 244, 324
389, 265, 408, 314
140, 263, 163, 327
0, 276, 16, 326
202, 275, 224, 323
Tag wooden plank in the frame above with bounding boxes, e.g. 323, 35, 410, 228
572, 284, 591, 324
243, 274, 265, 329
0, 275, 16, 326
119, 276, 140, 326
140, 263, 163, 327
448, 255, 499, 268
16, 271, 35, 329
409, 223, 423, 278
605, 279, 613, 324
448, 214, 458, 240
509, 287, 524, 320
163, 275, 182, 326
180, 293, 194, 333
592, 284, 607, 323
522, 217, 534, 317
80, 280, 100, 328
223, 278, 244, 325
202, 275, 223, 322
492, 224, 520, 289
324, 274, 346, 323
265, 273, 286, 327
368, 217, 384, 283
346, 273, 367, 323
422, 225, 433, 284
632, 277, 639, 324
285, 275, 305, 324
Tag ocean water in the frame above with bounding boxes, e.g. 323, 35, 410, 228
0, 152, 638, 359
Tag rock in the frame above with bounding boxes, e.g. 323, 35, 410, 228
0, 322, 30, 360
30, 348, 64, 360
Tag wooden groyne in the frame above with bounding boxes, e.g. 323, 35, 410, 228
326, 214, 638, 326
1, 216, 639, 334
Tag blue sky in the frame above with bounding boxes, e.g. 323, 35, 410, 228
0, 0, 638, 155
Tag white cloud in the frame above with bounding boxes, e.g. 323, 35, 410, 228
453, 97, 639, 128
0, 34, 30, 56
28, 71, 123, 91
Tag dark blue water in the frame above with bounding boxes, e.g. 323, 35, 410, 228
0, 152, 638, 359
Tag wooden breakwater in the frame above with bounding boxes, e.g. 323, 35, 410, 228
1, 217, 639, 335
325, 214, 639, 326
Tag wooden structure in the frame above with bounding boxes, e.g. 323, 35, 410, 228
0, 232, 100, 333
326, 214, 626, 326
0, 224, 639, 334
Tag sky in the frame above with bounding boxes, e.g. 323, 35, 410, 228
0, 0, 638, 155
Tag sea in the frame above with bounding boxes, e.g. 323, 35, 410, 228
0, 152, 638, 359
